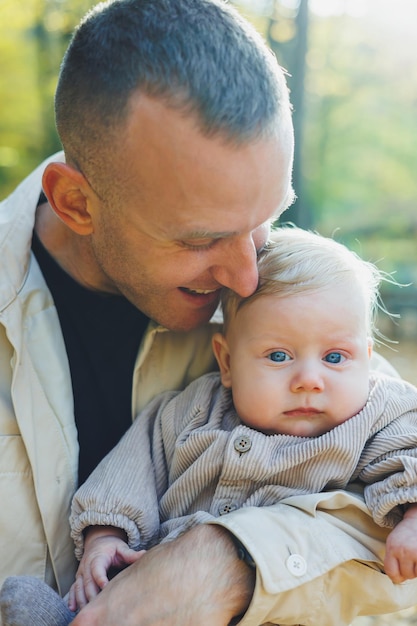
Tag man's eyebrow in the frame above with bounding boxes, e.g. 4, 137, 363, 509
178, 230, 239, 240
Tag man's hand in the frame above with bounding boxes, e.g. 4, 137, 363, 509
70, 524, 256, 626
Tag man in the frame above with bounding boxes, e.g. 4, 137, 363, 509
1, 1, 416, 625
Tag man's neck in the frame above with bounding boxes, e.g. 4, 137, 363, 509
34, 201, 117, 295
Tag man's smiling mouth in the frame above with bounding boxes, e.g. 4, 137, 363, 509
181, 287, 219, 295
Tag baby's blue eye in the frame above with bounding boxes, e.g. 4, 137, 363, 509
324, 352, 343, 364
268, 351, 290, 362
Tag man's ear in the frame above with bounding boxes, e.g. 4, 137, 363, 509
212, 332, 232, 388
368, 337, 373, 359
42, 162, 95, 235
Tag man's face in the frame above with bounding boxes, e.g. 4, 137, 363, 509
87, 95, 294, 331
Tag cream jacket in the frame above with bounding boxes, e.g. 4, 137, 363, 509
1, 155, 417, 626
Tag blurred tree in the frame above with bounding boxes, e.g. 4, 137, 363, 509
266, 0, 310, 227
231, 0, 310, 227
302, 6, 417, 288
0, 0, 94, 198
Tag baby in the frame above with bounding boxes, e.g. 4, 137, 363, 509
2, 226, 417, 626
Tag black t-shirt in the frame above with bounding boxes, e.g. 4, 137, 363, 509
32, 230, 149, 484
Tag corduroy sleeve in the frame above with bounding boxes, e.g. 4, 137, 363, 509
70, 390, 178, 559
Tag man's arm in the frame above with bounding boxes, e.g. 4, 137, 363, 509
70, 524, 255, 626
71, 490, 417, 626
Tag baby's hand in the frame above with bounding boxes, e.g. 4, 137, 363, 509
68, 526, 145, 611
384, 505, 417, 583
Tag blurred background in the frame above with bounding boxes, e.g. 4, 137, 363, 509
1, 0, 416, 385
1, 2, 416, 623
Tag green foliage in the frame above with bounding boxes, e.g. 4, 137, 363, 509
304, 14, 417, 217
302, 8, 417, 289
0, 0, 96, 198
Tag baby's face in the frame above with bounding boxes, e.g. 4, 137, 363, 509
216, 283, 372, 437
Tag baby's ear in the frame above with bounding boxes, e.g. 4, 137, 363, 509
212, 333, 232, 388
367, 337, 373, 359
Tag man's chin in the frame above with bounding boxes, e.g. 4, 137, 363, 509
157, 305, 219, 333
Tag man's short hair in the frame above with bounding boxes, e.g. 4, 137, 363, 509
55, 0, 291, 172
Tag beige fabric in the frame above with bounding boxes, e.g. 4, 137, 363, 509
0, 155, 78, 597
217, 492, 417, 625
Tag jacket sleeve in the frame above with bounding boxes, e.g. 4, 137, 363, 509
210, 489, 417, 625
358, 415, 417, 527
351, 376, 417, 527
70, 390, 178, 559
362, 454, 417, 527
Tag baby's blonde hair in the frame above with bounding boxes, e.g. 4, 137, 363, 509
221, 226, 386, 338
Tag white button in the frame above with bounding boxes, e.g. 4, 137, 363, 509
218, 502, 238, 515
234, 435, 252, 453
286, 554, 307, 577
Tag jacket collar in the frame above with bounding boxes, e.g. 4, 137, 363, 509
0, 152, 65, 312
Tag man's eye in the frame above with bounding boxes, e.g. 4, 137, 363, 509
324, 352, 345, 364
268, 351, 290, 363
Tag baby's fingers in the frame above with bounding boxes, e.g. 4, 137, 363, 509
397, 557, 417, 582
385, 550, 417, 583
74, 572, 101, 608
67, 582, 78, 612
384, 555, 404, 584
89, 559, 111, 591
120, 547, 147, 565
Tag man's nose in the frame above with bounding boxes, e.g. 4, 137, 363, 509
210, 235, 259, 297
290, 363, 325, 393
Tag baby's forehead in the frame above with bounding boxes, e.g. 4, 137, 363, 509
252, 274, 364, 305
233, 281, 370, 327
232, 286, 370, 342
222, 252, 376, 335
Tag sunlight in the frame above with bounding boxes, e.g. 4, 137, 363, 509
310, 0, 417, 25
309, 0, 366, 17
309, 0, 417, 59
